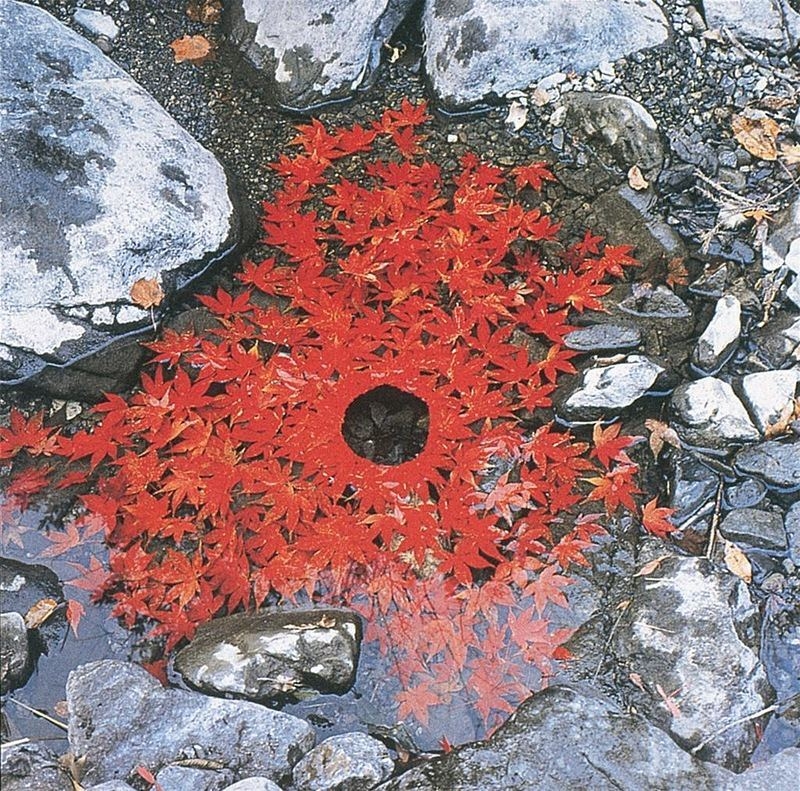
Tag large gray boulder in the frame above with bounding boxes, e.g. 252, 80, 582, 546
612, 557, 773, 771
67, 660, 315, 786
423, 0, 670, 110
376, 684, 732, 790
0, 0, 239, 398
226, 0, 414, 111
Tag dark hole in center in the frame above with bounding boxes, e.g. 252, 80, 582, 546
342, 385, 430, 465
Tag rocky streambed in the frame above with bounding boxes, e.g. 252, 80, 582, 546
2, 1, 799, 789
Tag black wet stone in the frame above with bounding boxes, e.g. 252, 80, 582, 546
723, 478, 767, 510
342, 385, 429, 465
720, 508, 787, 553
734, 440, 800, 491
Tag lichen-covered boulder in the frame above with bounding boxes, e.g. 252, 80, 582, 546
376, 684, 732, 790
612, 557, 773, 771
423, 0, 670, 110
226, 0, 414, 111
0, 0, 239, 399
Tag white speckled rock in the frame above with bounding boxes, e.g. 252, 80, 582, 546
560, 354, 664, 421
423, 0, 670, 110
175, 608, 361, 701
227, 0, 414, 111
671, 378, 759, 450
691, 295, 741, 374
293, 733, 393, 791
741, 369, 799, 435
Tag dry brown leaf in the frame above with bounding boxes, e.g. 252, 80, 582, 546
24, 597, 60, 629
53, 700, 70, 718
666, 257, 689, 289
731, 111, 780, 161
634, 554, 672, 577
169, 34, 216, 64
186, 0, 222, 25
644, 418, 681, 459
627, 164, 649, 191
724, 540, 752, 583
764, 398, 799, 439
130, 278, 164, 309
779, 142, 800, 166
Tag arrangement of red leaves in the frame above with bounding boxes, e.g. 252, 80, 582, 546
0, 100, 674, 742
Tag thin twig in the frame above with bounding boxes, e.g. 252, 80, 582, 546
592, 602, 629, 681
0, 737, 31, 750
705, 481, 724, 561
6, 699, 68, 732
721, 26, 799, 84
690, 702, 778, 755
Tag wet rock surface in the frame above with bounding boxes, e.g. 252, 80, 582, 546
734, 440, 800, 491
0, 611, 32, 694
67, 660, 315, 786
0, 742, 74, 791
611, 556, 773, 770
174, 607, 362, 701
720, 508, 788, 553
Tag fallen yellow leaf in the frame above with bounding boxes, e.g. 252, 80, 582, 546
724, 540, 752, 583
24, 597, 60, 629
130, 277, 164, 309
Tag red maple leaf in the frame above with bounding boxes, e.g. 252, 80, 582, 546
641, 497, 676, 539
590, 421, 640, 469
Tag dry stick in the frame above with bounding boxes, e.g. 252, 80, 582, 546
592, 602, 629, 682
6, 698, 68, 732
721, 27, 799, 85
690, 702, 778, 755
0, 737, 31, 750
705, 481, 724, 561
